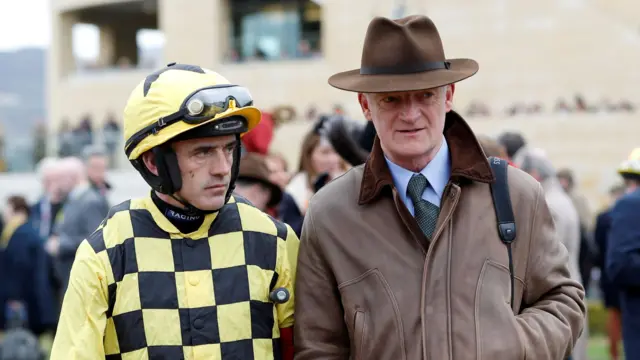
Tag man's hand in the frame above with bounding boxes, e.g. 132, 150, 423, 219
46, 236, 59, 256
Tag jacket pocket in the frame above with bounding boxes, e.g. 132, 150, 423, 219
353, 310, 367, 360
338, 268, 406, 360
475, 259, 526, 360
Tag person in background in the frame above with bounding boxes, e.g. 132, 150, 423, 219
82, 146, 111, 199
30, 158, 66, 241
324, 115, 374, 167
266, 152, 291, 189
594, 183, 626, 360
285, 120, 347, 216
606, 147, 640, 358
234, 153, 283, 213
46, 157, 109, 293
513, 147, 588, 360
557, 168, 596, 293
281, 121, 348, 236
497, 131, 527, 162
1, 195, 56, 337
476, 134, 509, 159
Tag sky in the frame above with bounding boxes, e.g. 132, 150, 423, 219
0, 0, 164, 59
0, 0, 51, 51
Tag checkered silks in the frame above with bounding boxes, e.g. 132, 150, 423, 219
86, 196, 295, 360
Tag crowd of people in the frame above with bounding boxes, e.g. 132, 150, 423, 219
465, 94, 637, 118
1, 13, 640, 360
0, 147, 111, 358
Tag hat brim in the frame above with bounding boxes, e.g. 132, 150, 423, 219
328, 58, 479, 93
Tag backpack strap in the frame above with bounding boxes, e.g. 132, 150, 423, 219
488, 157, 517, 308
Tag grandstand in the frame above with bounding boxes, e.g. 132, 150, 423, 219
47, 0, 640, 205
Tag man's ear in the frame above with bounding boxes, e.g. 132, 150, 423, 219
444, 84, 455, 112
141, 151, 159, 176
358, 93, 372, 121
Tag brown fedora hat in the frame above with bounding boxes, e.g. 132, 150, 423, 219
328, 15, 479, 93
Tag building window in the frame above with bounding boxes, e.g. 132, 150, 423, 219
227, 0, 322, 62
66, 0, 162, 73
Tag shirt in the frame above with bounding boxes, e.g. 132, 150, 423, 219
50, 194, 300, 360
385, 136, 451, 215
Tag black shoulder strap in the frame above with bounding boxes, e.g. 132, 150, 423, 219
488, 156, 517, 309
488, 157, 516, 243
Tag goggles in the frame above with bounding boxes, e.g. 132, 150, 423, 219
125, 84, 254, 156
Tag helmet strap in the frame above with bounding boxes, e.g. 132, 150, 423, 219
224, 134, 243, 204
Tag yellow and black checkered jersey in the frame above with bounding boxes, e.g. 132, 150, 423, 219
50, 194, 300, 360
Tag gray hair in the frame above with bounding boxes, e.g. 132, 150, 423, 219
82, 145, 107, 161
512, 147, 556, 180
59, 156, 86, 177
35, 157, 60, 179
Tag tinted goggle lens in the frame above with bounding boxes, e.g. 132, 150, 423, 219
183, 86, 253, 124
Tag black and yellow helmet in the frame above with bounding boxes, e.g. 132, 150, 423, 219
123, 63, 261, 205
618, 147, 640, 180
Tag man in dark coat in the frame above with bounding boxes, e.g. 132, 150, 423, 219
595, 184, 625, 359
1, 195, 56, 336
606, 148, 640, 358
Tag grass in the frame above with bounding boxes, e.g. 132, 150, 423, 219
587, 335, 624, 360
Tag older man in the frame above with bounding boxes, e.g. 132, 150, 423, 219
293, 15, 585, 360
513, 148, 587, 360
606, 148, 640, 358
30, 157, 67, 240
46, 157, 109, 293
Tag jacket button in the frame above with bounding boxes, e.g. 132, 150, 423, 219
193, 318, 204, 330
189, 276, 200, 286
185, 238, 195, 247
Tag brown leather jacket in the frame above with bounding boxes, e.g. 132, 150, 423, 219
293, 113, 586, 360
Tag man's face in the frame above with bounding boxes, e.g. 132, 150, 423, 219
86, 155, 108, 185
56, 164, 80, 197
172, 135, 236, 211
45, 167, 69, 202
358, 85, 454, 171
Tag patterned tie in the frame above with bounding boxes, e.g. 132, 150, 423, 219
406, 174, 441, 239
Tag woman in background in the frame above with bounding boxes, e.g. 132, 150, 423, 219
281, 122, 348, 235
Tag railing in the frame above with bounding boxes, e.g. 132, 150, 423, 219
0, 129, 126, 173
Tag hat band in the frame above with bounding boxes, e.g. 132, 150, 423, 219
360, 61, 450, 75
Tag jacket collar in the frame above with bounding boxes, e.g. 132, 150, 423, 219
359, 110, 494, 205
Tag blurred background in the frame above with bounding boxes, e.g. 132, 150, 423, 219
0, 0, 639, 358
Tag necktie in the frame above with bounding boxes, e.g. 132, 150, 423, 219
406, 174, 440, 239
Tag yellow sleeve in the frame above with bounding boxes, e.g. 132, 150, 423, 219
275, 224, 300, 328
50, 240, 109, 360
